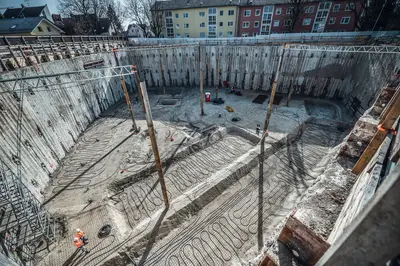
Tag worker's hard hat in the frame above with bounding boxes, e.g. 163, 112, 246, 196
76, 228, 81, 232
73, 237, 79, 242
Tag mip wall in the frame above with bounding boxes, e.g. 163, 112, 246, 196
122, 45, 399, 109
0, 45, 398, 199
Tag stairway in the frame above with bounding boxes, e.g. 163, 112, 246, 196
0, 160, 56, 265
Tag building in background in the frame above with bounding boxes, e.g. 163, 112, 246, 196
0, 17, 64, 35
154, 0, 240, 38
127, 23, 145, 37
154, 0, 363, 37
62, 15, 116, 35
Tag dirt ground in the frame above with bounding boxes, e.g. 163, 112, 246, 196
35, 87, 351, 266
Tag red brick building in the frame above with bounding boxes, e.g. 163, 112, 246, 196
237, 0, 363, 36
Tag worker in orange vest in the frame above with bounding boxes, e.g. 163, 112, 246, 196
73, 237, 89, 253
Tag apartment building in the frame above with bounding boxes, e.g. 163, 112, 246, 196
155, 0, 239, 38
155, 0, 362, 37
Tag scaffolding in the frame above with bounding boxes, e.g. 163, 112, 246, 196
0, 159, 56, 264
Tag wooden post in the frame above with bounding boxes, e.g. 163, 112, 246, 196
352, 94, 400, 174
140, 81, 170, 209
19, 46, 30, 66
30, 45, 40, 63
215, 49, 219, 99
160, 59, 166, 88
262, 44, 287, 136
8, 46, 21, 68
121, 77, 138, 131
113, 49, 138, 131
132, 65, 146, 113
199, 44, 204, 115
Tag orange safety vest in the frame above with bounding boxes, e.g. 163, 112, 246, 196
73, 238, 84, 248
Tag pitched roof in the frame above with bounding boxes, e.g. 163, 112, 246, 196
154, 0, 241, 10
0, 17, 64, 34
3, 5, 46, 19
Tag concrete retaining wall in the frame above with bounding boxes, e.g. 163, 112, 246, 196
0, 52, 124, 199
120, 45, 399, 109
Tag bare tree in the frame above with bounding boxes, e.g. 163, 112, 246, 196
107, 0, 125, 33
125, 0, 163, 37
285, 0, 310, 32
347, 0, 399, 31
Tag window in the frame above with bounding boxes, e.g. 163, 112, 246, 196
176, 23, 180, 29
319, 2, 331, 9
176, 33, 180, 37
38, 26, 43, 32
220, 10, 224, 16
242, 33, 248, 37
284, 19, 292, 26
264, 5, 273, 12
165, 11, 172, 17
255, 9, 261, 16
184, 33, 190, 38
329, 17, 336, 24
166, 18, 173, 27
254, 21, 260, 27
305, 6, 314, 13
242, 21, 250, 28
228, 21, 233, 26
175, 13, 179, 18
340, 16, 350, 24
275, 8, 282, 15
208, 25, 216, 38
228, 10, 234, 16
253, 32, 258, 36
209, 8, 216, 14
200, 32, 206, 38
47, 27, 51, 32
199, 11, 205, 17
302, 18, 311, 25
244, 10, 251, 16
166, 28, 174, 37
345, 3, 355, 11
219, 32, 223, 37
286, 7, 293, 14
209, 16, 216, 25
219, 22, 223, 26
184, 23, 189, 28
200, 22, 205, 27
333, 4, 340, 12
183, 12, 188, 18
273, 20, 279, 26
227, 31, 233, 37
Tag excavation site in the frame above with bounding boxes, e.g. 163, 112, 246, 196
0, 39, 399, 266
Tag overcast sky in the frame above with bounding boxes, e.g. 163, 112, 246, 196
0, 0, 131, 29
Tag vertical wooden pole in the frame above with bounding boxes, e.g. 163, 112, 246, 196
199, 44, 204, 115
113, 49, 138, 131
215, 49, 219, 99
140, 81, 169, 209
132, 65, 146, 113
263, 44, 287, 136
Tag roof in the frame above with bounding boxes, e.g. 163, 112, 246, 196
0, 17, 64, 34
238, 0, 286, 5
3, 5, 46, 19
154, 0, 241, 10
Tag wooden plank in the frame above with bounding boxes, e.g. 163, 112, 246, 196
380, 88, 400, 123
259, 255, 277, 266
352, 94, 400, 174
278, 216, 330, 265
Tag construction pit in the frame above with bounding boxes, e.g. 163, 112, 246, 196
0, 43, 399, 266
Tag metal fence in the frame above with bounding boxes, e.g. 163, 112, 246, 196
129, 31, 400, 46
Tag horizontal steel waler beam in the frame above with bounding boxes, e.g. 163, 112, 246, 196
0, 65, 136, 95
285, 45, 400, 54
